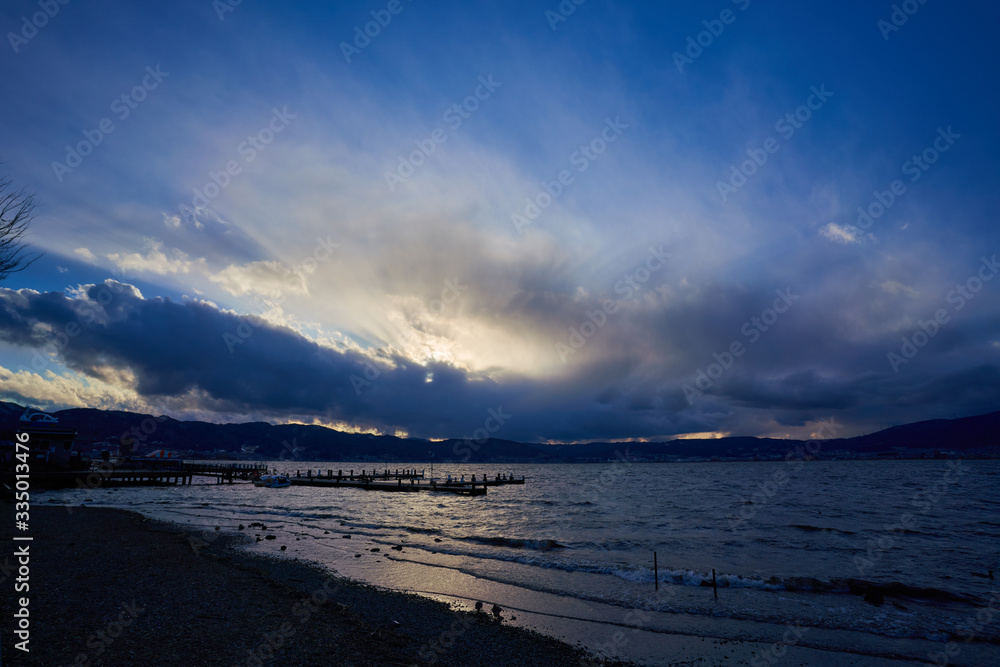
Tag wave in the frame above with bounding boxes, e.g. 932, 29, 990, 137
788, 524, 856, 535
639, 570, 983, 606
458, 535, 566, 551
622, 568, 982, 605
398, 539, 983, 606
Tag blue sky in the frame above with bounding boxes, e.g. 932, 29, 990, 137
1, 0, 998, 442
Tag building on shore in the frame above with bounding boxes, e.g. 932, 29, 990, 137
0, 409, 85, 472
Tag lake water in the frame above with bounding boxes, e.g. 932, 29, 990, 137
43, 459, 1000, 665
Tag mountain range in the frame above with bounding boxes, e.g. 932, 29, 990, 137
2, 401, 998, 463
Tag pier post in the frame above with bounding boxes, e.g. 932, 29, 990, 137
654, 552, 658, 591
712, 569, 718, 598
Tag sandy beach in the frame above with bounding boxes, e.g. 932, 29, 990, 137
1, 506, 633, 667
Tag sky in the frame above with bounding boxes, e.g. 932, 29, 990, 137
0, 0, 998, 444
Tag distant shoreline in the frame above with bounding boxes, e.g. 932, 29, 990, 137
258, 455, 996, 465
4, 401, 997, 464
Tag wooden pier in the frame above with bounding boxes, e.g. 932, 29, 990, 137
276, 469, 527, 496
290, 468, 426, 482
12, 459, 525, 497
288, 476, 488, 495
17, 460, 270, 489
185, 461, 268, 483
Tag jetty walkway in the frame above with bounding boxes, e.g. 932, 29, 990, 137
16, 460, 525, 497
21, 459, 269, 488
281, 468, 525, 496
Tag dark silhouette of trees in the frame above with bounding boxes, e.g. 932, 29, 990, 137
0, 174, 41, 282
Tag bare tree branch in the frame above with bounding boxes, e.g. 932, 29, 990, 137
0, 174, 43, 281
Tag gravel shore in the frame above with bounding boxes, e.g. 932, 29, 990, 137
1, 506, 635, 666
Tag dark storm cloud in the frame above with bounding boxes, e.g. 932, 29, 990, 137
0, 281, 583, 439
1, 280, 998, 441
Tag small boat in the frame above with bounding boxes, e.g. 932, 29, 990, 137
266, 476, 291, 488
252, 474, 274, 487
20, 408, 60, 424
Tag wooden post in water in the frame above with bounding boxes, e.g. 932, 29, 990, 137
712, 568, 718, 598
654, 552, 658, 591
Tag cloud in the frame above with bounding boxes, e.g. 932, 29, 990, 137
878, 280, 918, 297
0, 364, 146, 413
74, 248, 98, 264
819, 222, 866, 245
210, 260, 309, 298
105, 238, 205, 275
163, 207, 267, 262
0, 281, 511, 436
1, 280, 998, 442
